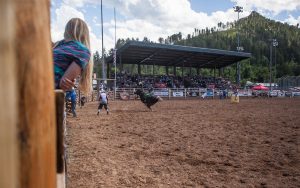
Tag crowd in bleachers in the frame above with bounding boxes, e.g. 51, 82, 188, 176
115, 73, 233, 89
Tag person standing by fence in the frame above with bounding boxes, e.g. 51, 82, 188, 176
53, 18, 93, 95
65, 88, 77, 117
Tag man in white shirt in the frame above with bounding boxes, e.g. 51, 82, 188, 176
97, 90, 109, 115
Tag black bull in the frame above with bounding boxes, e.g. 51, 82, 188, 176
134, 89, 163, 110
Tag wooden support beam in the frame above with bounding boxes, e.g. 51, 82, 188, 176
152, 64, 155, 75
173, 66, 176, 76
55, 91, 65, 173
197, 68, 200, 75
15, 0, 56, 187
0, 1, 18, 188
138, 64, 141, 75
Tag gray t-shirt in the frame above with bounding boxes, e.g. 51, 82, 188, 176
100, 92, 108, 104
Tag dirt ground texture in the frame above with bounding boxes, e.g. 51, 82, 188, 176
66, 98, 300, 188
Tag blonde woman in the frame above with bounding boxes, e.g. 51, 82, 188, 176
53, 18, 93, 94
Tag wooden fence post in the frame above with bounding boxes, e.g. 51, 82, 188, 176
15, 0, 56, 187
0, 1, 18, 188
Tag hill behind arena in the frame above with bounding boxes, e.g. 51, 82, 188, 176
176, 11, 300, 83
97, 11, 300, 85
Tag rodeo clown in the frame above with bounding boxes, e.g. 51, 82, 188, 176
97, 89, 109, 115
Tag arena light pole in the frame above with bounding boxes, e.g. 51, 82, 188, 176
273, 39, 278, 88
269, 39, 273, 91
269, 38, 278, 91
101, 0, 105, 80
233, 5, 243, 85
114, 7, 117, 100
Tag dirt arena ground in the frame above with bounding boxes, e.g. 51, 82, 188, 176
66, 98, 300, 188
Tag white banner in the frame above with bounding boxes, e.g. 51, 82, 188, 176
172, 91, 184, 97
293, 92, 300, 96
269, 91, 278, 97
239, 90, 252, 97
277, 91, 285, 97
206, 90, 214, 97
154, 91, 169, 96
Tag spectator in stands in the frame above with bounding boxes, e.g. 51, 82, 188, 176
115, 73, 234, 91
53, 18, 93, 94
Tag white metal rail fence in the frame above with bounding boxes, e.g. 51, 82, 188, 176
108, 88, 251, 100
74, 88, 299, 103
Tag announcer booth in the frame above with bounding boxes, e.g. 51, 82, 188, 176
105, 41, 251, 99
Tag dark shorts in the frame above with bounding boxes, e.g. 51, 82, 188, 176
98, 103, 108, 110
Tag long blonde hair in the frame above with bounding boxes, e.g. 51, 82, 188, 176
64, 18, 93, 94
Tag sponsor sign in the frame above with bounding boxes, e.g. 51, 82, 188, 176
190, 92, 198, 97
269, 91, 278, 97
154, 91, 169, 96
206, 89, 214, 97
199, 88, 207, 92
239, 90, 252, 97
285, 92, 293, 97
120, 92, 130, 100
172, 91, 184, 97
186, 90, 199, 97
277, 91, 285, 97
293, 92, 300, 96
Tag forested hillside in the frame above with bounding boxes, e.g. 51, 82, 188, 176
94, 11, 300, 84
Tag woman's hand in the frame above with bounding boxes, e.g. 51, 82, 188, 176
59, 62, 81, 91
59, 78, 75, 91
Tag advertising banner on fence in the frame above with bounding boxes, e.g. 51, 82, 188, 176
285, 91, 293, 97
293, 92, 300, 97
206, 89, 214, 97
154, 91, 169, 96
239, 90, 252, 97
187, 90, 199, 97
199, 88, 207, 92
172, 91, 184, 97
277, 91, 285, 97
269, 91, 278, 97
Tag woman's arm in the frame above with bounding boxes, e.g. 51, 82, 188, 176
59, 62, 81, 91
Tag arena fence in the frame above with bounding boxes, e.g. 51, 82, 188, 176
278, 76, 300, 90
55, 90, 67, 188
73, 87, 299, 104
84, 88, 254, 101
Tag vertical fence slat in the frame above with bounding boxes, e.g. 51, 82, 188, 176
15, 0, 56, 187
55, 90, 65, 173
0, 1, 18, 188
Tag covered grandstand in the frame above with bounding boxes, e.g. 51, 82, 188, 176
106, 41, 251, 79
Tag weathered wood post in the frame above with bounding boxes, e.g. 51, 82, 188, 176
1, 0, 56, 187
0, 1, 18, 188
17, 0, 56, 187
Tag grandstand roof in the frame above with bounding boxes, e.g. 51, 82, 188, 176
106, 41, 251, 69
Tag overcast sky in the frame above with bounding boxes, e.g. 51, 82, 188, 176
50, 0, 300, 53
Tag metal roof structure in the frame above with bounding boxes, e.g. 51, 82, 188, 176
106, 41, 251, 69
